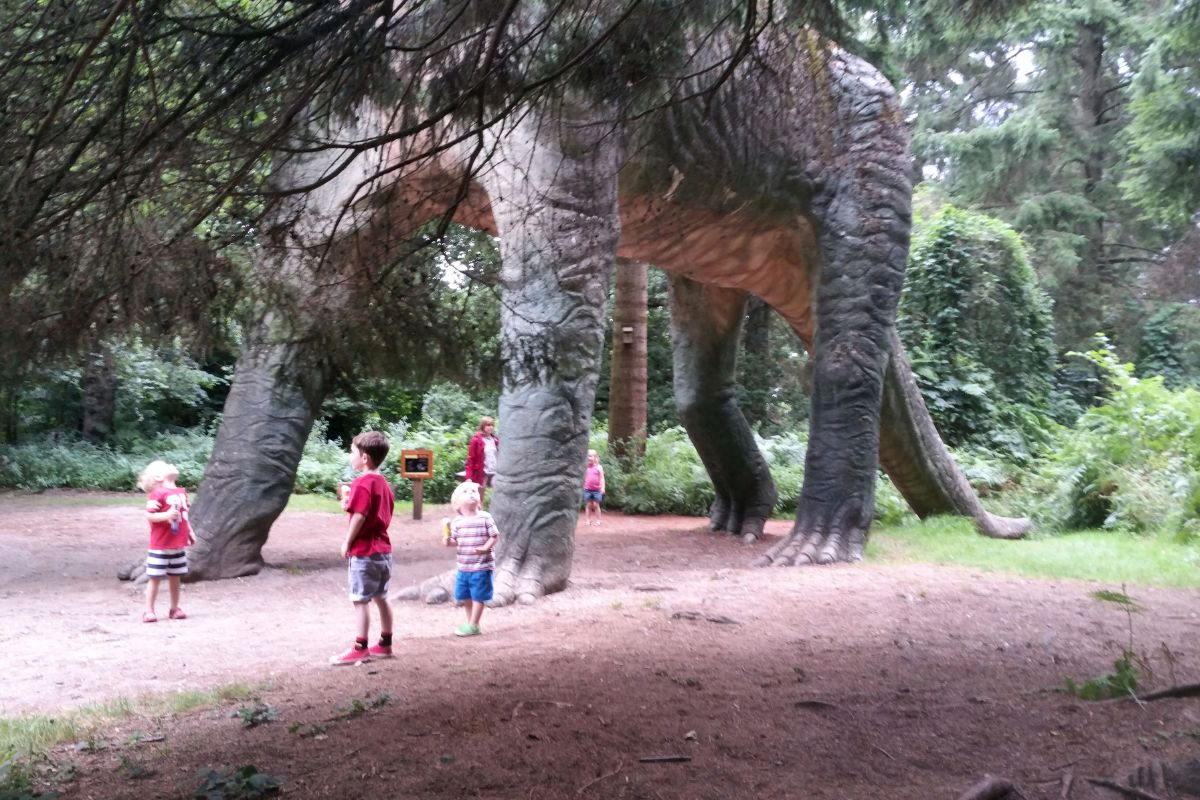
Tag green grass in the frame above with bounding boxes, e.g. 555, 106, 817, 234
0, 490, 141, 508
870, 516, 1200, 586
0, 489, 413, 515
0, 682, 268, 757
285, 493, 415, 515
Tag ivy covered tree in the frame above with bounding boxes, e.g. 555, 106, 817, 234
898, 205, 1056, 459
863, 0, 1187, 363
1122, 0, 1200, 230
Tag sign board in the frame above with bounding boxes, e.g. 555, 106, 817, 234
399, 449, 434, 479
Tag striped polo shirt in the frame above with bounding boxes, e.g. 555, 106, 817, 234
450, 511, 499, 572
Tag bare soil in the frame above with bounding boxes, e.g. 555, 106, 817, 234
1, 490, 1198, 799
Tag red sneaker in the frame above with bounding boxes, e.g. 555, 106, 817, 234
328, 646, 371, 666
368, 643, 394, 659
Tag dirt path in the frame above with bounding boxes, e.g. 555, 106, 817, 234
1, 491, 1198, 799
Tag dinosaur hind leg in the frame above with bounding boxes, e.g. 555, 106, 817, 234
669, 275, 777, 543
757, 160, 909, 566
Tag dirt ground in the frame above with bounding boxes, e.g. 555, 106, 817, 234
1, 491, 1199, 800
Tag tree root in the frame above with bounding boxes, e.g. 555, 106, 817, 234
1084, 777, 1168, 800
957, 775, 1026, 800
1131, 682, 1200, 702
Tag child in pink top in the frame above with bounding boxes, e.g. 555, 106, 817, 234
582, 449, 606, 526
138, 460, 195, 623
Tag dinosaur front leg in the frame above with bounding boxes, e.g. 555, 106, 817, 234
479, 107, 623, 605
669, 275, 777, 542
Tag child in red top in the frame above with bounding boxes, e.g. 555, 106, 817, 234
138, 460, 195, 623
330, 431, 397, 666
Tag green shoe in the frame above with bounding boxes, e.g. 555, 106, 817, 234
454, 624, 481, 637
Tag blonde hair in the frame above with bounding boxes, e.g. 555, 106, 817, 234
137, 460, 177, 492
450, 480, 481, 513
477, 416, 494, 432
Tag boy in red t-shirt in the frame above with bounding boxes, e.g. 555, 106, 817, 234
330, 431, 396, 666
138, 460, 195, 623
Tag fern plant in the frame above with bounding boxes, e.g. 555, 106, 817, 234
1033, 337, 1200, 536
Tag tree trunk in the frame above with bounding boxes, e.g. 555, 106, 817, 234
80, 344, 117, 443
608, 257, 648, 459
185, 323, 328, 580
1058, 20, 1111, 350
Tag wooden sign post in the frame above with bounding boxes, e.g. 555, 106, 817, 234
398, 449, 434, 520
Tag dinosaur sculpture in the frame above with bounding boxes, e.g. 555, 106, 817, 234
177, 17, 1029, 604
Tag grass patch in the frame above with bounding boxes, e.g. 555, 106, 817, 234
0, 715, 81, 756
870, 516, 1200, 586
284, 494, 415, 515
0, 682, 269, 757
1, 490, 412, 515
0, 490, 141, 508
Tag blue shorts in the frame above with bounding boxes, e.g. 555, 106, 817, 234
455, 570, 494, 603
583, 490, 603, 503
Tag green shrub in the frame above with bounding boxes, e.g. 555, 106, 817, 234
0, 431, 214, 491
898, 206, 1058, 459
1032, 338, 1200, 536
608, 427, 714, 515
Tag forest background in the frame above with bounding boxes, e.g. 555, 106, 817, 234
2, 0, 1200, 546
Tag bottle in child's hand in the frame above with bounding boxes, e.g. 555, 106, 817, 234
442, 517, 451, 543
170, 510, 181, 534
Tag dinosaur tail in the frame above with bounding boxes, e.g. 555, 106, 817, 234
877, 329, 1031, 540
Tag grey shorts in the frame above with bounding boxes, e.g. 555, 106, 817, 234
347, 553, 392, 602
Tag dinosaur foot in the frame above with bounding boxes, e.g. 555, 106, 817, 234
487, 568, 549, 606
395, 559, 563, 607
117, 560, 148, 585
1128, 757, 1200, 797
394, 570, 456, 604
707, 497, 770, 544
752, 523, 865, 566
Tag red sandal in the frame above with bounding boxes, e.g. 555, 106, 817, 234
168, 607, 187, 620
142, 611, 157, 623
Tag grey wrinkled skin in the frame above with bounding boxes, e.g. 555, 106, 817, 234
669, 275, 777, 543
171, 17, 1028, 592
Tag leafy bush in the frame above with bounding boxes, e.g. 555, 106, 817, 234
898, 206, 1058, 460
1064, 651, 1139, 700
193, 765, 282, 799
0, 753, 60, 800
1032, 338, 1200, 537
0, 431, 214, 491
608, 427, 714, 516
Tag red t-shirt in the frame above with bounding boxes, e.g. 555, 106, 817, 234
346, 473, 394, 557
146, 486, 191, 550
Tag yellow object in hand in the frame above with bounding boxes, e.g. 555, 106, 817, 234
442, 517, 451, 543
